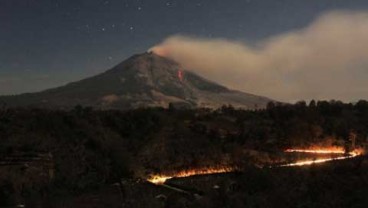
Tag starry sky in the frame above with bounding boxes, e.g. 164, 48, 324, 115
1, 0, 368, 96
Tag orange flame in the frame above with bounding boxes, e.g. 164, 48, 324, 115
282, 147, 364, 167
281, 155, 355, 167
147, 147, 365, 184
147, 166, 235, 184
285, 147, 345, 154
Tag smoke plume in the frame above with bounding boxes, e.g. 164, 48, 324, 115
150, 11, 368, 102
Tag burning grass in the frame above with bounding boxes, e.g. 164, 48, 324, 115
147, 147, 365, 184
282, 147, 364, 167
147, 166, 236, 184
285, 146, 345, 154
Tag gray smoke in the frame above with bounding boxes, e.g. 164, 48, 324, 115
150, 11, 368, 102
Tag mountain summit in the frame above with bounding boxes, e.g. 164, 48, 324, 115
0, 52, 272, 109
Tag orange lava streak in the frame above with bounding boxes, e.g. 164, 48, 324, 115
177, 70, 184, 82
147, 167, 234, 184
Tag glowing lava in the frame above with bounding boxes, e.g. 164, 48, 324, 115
177, 69, 184, 82
147, 166, 235, 185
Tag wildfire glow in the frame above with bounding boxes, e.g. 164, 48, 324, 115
147, 166, 235, 184
281, 155, 355, 167
282, 147, 364, 167
285, 147, 345, 154
147, 147, 364, 184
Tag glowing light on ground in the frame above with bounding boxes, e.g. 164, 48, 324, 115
280, 155, 355, 167
147, 148, 364, 184
282, 147, 364, 167
285, 147, 345, 154
147, 166, 235, 184
147, 175, 173, 184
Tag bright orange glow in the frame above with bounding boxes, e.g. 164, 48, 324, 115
348, 148, 364, 157
147, 166, 235, 184
282, 147, 364, 167
285, 147, 345, 154
147, 175, 173, 184
281, 155, 355, 167
147, 147, 365, 184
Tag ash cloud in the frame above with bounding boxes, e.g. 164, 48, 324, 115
150, 11, 368, 102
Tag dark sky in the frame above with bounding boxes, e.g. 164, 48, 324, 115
1, 0, 368, 95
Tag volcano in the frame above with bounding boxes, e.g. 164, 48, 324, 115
0, 52, 272, 109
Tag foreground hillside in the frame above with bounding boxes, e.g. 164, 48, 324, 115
0, 100, 368, 207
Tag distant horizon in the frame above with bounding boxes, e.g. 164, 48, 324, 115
2, 1, 368, 102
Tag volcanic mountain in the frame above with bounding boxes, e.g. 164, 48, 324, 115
0, 52, 272, 109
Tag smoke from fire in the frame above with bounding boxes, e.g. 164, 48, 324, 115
149, 11, 368, 102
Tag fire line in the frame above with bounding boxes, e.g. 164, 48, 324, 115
282, 147, 363, 167
147, 167, 235, 185
147, 148, 364, 185
284, 148, 345, 154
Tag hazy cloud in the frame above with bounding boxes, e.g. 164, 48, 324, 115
150, 11, 368, 102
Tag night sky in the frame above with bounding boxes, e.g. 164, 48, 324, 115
1, 0, 368, 96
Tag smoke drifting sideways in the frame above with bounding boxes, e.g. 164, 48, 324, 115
149, 11, 368, 102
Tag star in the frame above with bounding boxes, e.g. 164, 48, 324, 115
129, 26, 134, 30
101, 28, 106, 32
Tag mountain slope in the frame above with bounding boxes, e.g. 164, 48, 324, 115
0, 52, 273, 109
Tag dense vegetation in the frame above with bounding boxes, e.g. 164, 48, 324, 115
0, 100, 368, 206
